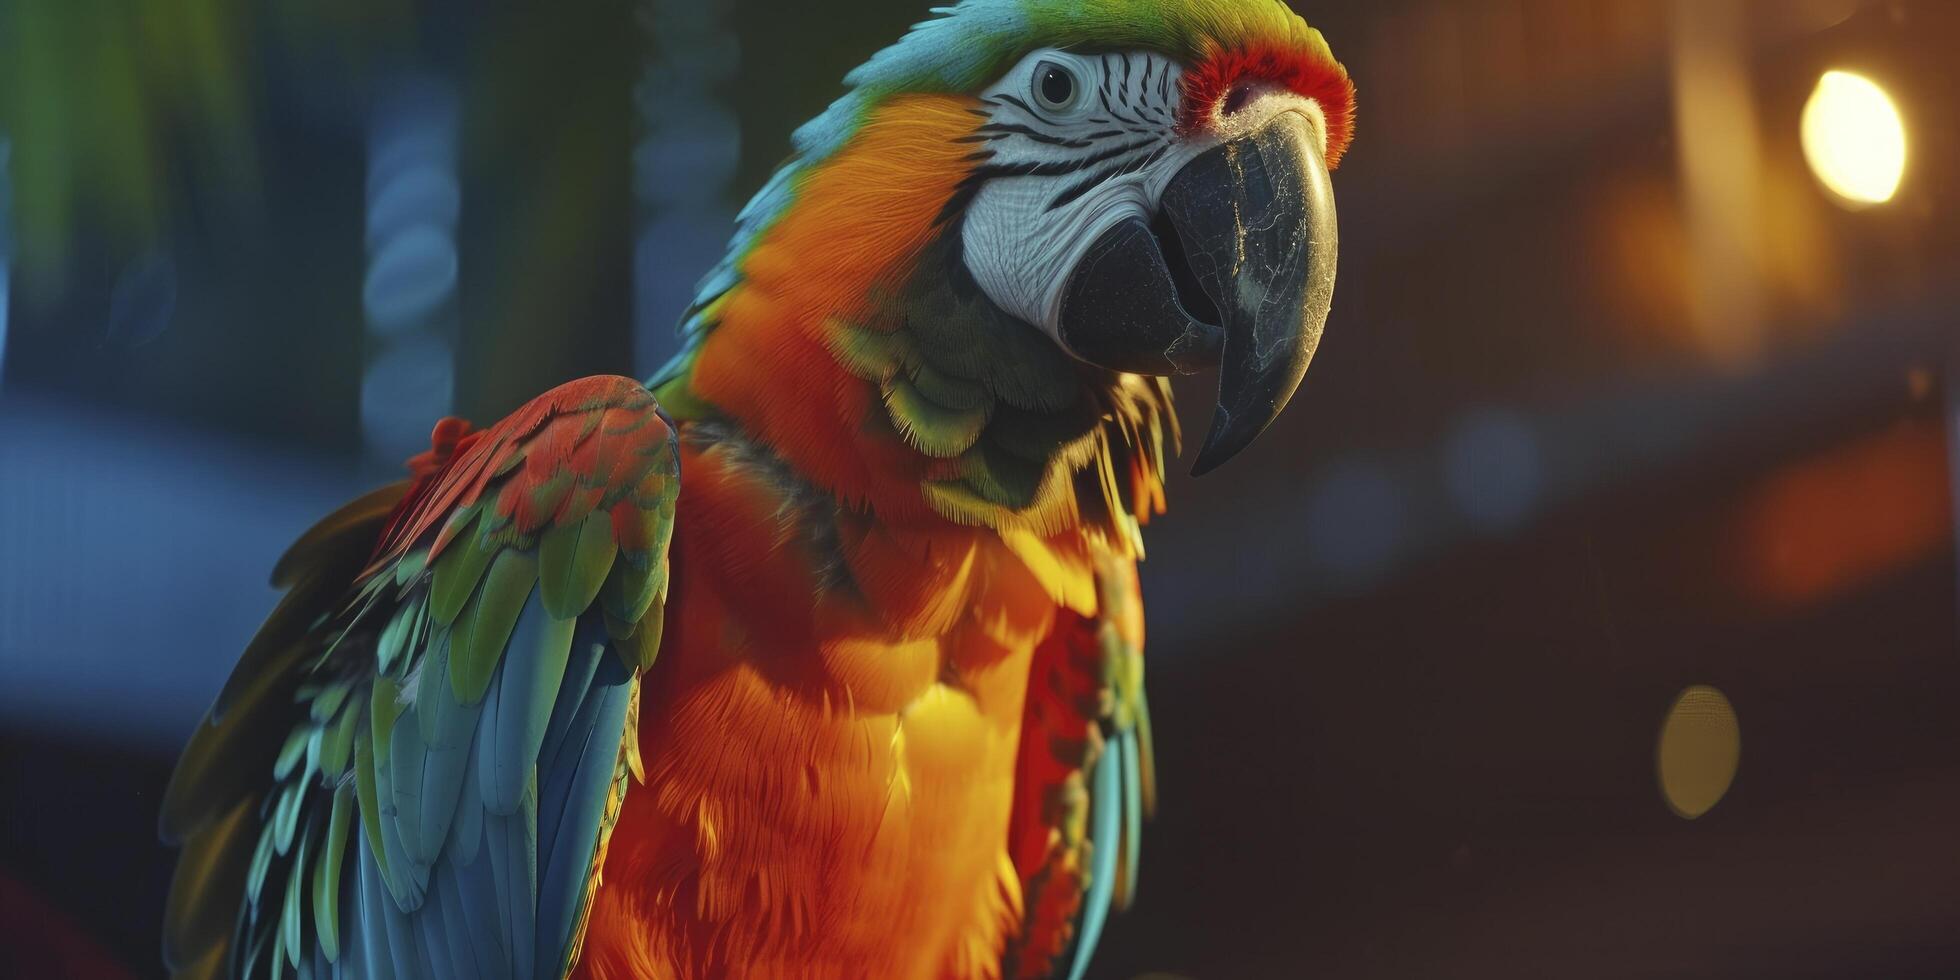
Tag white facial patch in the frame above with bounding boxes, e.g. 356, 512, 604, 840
958, 49, 1210, 342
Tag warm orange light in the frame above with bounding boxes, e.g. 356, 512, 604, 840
1734, 420, 1951, 604
1801, 70, 1907, 206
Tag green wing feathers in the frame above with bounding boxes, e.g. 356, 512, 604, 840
160, 375, 681, 980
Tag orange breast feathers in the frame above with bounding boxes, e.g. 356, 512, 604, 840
687, 94, 984, 525
576, 436, 1103, 980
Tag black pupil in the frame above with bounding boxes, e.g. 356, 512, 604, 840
1039, 66, 1073, 106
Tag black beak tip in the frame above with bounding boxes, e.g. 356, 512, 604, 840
1189, 409, 1245, 477
1189, 399, 1288, 476
1189, 449, 1230, 478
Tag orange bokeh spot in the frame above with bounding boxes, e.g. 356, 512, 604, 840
1734, 419, 1952, 605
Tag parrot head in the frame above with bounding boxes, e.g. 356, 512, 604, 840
951, 31, 1352, 474
671, 0, 1354, 523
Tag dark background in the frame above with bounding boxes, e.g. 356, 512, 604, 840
2, 1, 1958, 977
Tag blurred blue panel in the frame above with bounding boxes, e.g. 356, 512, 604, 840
634, 107, 740, 210
103, 251, 178, 350
634, 1, 739, 377
635, 214, 730, 369
0, 137, 11, 388
647, 1, 739, 84
359, 332, 455, 466
0, 395, 365, 746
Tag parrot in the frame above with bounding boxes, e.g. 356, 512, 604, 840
157, 1, 1354, 978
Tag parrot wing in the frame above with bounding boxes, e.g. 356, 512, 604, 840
1005, 554, 1154, 980
159, 375, 680, 980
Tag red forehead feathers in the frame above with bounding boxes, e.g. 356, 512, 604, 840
1179, 42, 1356, 169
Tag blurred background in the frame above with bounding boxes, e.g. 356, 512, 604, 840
0, 0, 1956, 976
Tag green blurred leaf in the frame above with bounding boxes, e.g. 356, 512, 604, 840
0, 0, 412, 299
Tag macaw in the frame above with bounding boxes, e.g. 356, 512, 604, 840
158, 1, 1354, 978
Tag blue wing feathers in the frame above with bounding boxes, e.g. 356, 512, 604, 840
412, 652, 483, 865
351, 845, 393, 980
448, 825, 514, 980
386, 705, 428, 871
366, 844, 419, 980
482, 810, 525, 979
536, 642, 619, 863
290, 606, 634, 979
485, 790, 541, 980
417, 875, 459, 978
376, 726, 427, 911
537, 657, 633, 980
449, 726, 486, 869
1120, 731, 1143, 907
485, 589, 576, 814
434, 868, 485, 979
474, 666, 506, 814
406, 905, 440, 979
1068, 733, 1129, 980
537, 623, 608, 781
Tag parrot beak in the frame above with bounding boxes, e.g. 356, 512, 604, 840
1057, 110, 1338, 475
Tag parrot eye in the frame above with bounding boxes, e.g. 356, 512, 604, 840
1031, 60, 1081, 113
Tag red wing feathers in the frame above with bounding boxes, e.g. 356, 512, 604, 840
369, 375, 675, 578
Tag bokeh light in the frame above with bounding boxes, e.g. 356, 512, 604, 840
1800, 70, 1906, 207
1657, 685, 1741, 820
1443, 408, 1543, 533
1734, 422, 1951, 606
363, 77, 460, 466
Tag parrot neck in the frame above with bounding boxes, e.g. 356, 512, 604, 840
673, 252, 1176, 552
862, 232, 1179, 551
665, 93, 1176, 551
